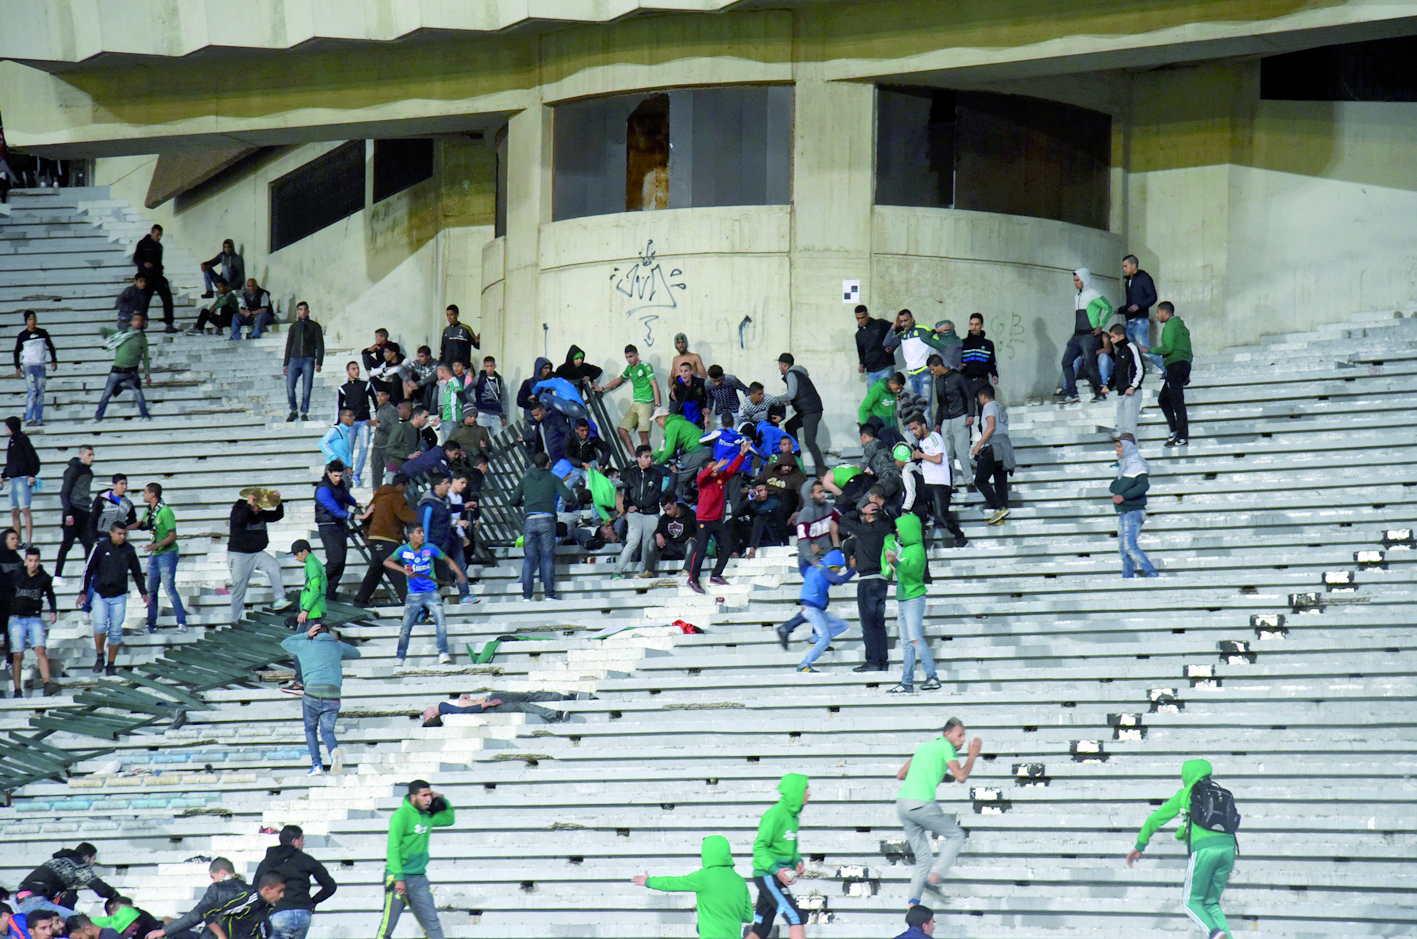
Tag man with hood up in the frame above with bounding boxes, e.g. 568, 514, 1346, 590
631, 835, 752, 939
1110, 434, 1158, 578
378, 780, 455, 939
1126, 759, 1238, 939
745, 774, 810, 939
884, 513, 940, 694
554, 344, 602, 390
1060, 268, 1115, 403
253, 826, 337, 939
517, 357, 554, 444
777, 354, 825, 478
792, 547, 855, 673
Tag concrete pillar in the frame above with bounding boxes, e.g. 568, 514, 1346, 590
499, 104, 554, 384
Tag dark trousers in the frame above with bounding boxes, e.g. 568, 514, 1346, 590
1160, 360, 1191, 439
370, 446, 387, 488
963, 374, 989, 419
858, 577, 889, 668
920, 483, 966, 543
785, 410, 825, 477
748, 508, 790, 550
355, 539, 405, 606
974, 447, 1010, 510
318, 525, 347, 600
1061, 332, 1101, 396
56, 508, 94, 578
193, 306, 233, 331
688, 519, 731, 581
141, 275, 175, 326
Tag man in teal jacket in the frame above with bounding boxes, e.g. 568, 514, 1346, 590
1126, 759, 1237, 939
280, 624, 360, 776
746, 773, 810, 939
378, 780, 455, 939
632, 835, 752, 939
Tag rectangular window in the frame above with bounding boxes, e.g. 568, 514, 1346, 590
1261, 36, 1417, 101
553, 85, 793, 221
372, 138, 435, 203
876, 87, 1110, 230
269, 141, 365, 252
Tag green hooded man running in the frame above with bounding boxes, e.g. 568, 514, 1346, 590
632, 835, 752, 939
745, 773, 810, 939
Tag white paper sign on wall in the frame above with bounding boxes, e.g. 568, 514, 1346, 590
842, 279, 861, 304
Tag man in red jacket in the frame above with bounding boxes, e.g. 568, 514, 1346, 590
687, 437, 751, 594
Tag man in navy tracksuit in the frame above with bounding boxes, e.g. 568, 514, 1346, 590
314, 462, 362, 602
418, 475, 474, 605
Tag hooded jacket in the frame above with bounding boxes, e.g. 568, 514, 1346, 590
755, 459, 806, 510
133, 234, 163, 276
652, 414, 705, 464
1109, 335, 1145, 393
752, 774, 808, 877
1135, 758, 1234, 853
17, 849, 118, 907
960, 330, 998, 381
780, 365, 823, 416
644, 835, 753, 939
886, 514, 927, 601
858, 377, 898, 425
799, 548, 855, 609
555, 345, 603, 386
1110, 439, 1150, 513
3, 421, 39, 479
89, 489, 137, 540
229, 499, 285, 554
254, 842, 338, 912
319, 423, 356, 467
280, 631, 360, 701
473, 370, 507, 415
840, 510, 892, 579
418, 490, 454, 548
1152, 315, 1193, 366
59, 457, 95, 516
1073, 268, 1115, 335
861, 438, 902, 499
518, 357, 553, 416
386, 795, 456, 878
161, 876, 250, 939
795, 480, 840, 564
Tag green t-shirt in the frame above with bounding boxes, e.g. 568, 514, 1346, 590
622, 361, 656, 402
145, 503, 178, 555
831, 465, 863, 489
897, 736, 958, 802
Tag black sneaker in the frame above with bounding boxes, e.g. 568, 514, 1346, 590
92, 656, 103, 674
10, 689, 20, 699
164, 325, 178, 333
42, 682, 59, 697
953, 535, 968, 548
1061, 395, 1079, 404
921, 677, 942, 691
105, 664, 117, 677
886, 683, 915, 694
1091, 392, 1107, 403
776, 624, 791, 650
300, 412, 309, 421
687, 580, 705, 595
201, 291, 214, 299
1164, 435, 1178, 447
1175, 437, 1188, 446
286, 410, 298, 422
852, 664, 887, 673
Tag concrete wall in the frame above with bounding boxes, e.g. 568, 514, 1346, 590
95, 137, 496, 355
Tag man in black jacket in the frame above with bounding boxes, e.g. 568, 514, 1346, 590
228, 489, 292, 622
4, 415, 41, 545
17, 844, 118, 917
439, 305, 478, 371
9, 546, 57, 698
960, 313, 998, 422
144, 860, 279, 939
778, 353, 826, 477
615, 445, 668, 578
253, 826, 336, 939
854, 304, 896, 388
282, 303, 324, 422
1120, 255, 1157, 351
927, 353, 973, 486
133, 226, 175, 332
79, 524, 148, 676
840, 490, 893, 673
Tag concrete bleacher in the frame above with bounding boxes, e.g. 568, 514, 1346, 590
2, 185, 1416, 937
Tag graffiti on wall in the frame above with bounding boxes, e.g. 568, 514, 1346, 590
608, 240, 686, 347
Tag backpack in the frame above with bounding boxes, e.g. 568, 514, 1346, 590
1187, 777, 1241, 851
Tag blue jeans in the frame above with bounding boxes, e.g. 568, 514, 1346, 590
521, 515, 557, 599
866, 366, 894, 388
1147, 351, 1165, 371
302, 695, 340, 768
899, 595, 937, 686
95, 369, 149, 419
907, 370, 931, 424
231, 309, 274, 339
146, 550, 187, 629
18, 897, 76, 918
287, 357, 316, 413
24, 365, 46, 422
1118, 509, 1158, 578
91, 594, 128, 645
398, 591, 448, 657
1071, 348, 1113, 391
1125, 316, 1150, 350
444, 537, 470, 599
268, 909, 312, 939
799, 606, 848, 669
8, 475, 32, 509
351, 420, 371, 478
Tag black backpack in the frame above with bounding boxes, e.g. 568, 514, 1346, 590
1187, 777, 1241, 852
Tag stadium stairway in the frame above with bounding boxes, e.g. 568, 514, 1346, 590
2, 186, 1416, 938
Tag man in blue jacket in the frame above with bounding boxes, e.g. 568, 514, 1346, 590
894, 904, 935, 939
1120, 254, 1157, 350
281, 623, 361, 776
793, 548, 855, 673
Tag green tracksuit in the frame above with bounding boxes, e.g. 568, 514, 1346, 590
300, 553, 327, 621
385, 795, 457, 877
645, 835, 752, 939
751, 773, 808, 877
1134, 758, 1236, 936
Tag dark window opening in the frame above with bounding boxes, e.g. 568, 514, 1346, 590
876, 86, 1110, 230
1261, 36, 1417, 102
372, 138, 435, 203
269, 141, 365, 252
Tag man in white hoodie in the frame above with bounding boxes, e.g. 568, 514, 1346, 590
1059, 268, 1114, 404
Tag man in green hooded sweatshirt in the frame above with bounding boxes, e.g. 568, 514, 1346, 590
631, 835, 752, 939
1126, 759, 1237, 939
745, 774, 810, 939
884, 514, 939, 694
377, 779, 455, 939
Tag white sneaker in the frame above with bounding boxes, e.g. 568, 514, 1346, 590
305, 766, 324, 777
394, 657, 406, 668
437, 653, 452, 665
271, 597, 293, 611
53, 576, 69, 588
330, 747, 343, 776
